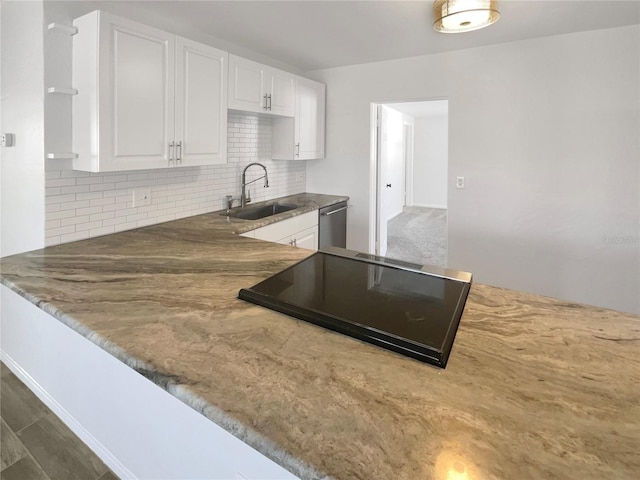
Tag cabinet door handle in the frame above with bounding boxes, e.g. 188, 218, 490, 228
176, 141, 182, 163
386, 183, 392, 188
263, 94, 268, 110
268, 94, 272, 111
295, 143, 300, 157
169, 142, 175, 165
293, 238, 297, 247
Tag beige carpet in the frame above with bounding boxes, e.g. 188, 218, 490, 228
386, 206, 447, 268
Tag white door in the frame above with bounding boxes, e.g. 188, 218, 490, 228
295, 77, 325, 160
100, 14, 175, 171
175, 38, 228, 166
228, 55, 266, 113
267, 68, 295, 117
376, 105, 389, 256
376, 106, 404, 256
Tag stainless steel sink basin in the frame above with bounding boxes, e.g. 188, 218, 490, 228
225, 203, 298, 220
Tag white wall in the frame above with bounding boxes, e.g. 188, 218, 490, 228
413, 114, 448, 209
306, 26, 640, 314
0, 1, 46, 257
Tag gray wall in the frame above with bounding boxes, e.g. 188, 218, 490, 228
306, 26, 640, 314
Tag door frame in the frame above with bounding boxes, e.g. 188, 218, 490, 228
369, 98, 448, 256
403, 122, 414, 207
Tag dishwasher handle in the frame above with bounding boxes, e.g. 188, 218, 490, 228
321, 206, 348, 216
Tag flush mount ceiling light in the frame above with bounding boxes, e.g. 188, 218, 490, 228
433, 0, 501, 33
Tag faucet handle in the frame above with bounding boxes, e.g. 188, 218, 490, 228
246, 189, 252, 203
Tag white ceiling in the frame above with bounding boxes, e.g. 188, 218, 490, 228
48, 1, 640, 72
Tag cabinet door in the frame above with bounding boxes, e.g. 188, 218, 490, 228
175, 38, 228, 166
98, 12, 175, 171
295, 77, 325, 160
228, 55, 266, 113
266, 68, 295, 117
293, 225, 319, 251
251, 210, 318, 244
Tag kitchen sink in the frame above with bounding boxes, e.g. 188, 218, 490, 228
225, 203, 298, 220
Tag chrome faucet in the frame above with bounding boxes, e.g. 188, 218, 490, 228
241, 163, 269, 207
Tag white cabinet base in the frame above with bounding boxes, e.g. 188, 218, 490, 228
0, 285, 299, 480
251, 210, 318, 251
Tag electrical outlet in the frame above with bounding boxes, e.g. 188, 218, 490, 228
132, 189, 151, 207
295, 171, 305, 182
0, 133, 15, 147
456, 176, 465, 189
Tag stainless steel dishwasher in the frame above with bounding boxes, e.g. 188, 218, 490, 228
319, 201, 348, 249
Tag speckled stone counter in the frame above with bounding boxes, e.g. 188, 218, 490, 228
1, 192, 639, 480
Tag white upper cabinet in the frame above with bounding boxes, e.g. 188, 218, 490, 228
266, 68, 296, 117
228, 55, 265, 113
228, 54, 295, 117
272, 76, 325, 160
175, 37, 227, 167
72, 11, 227, 172
295, 76, 325, 159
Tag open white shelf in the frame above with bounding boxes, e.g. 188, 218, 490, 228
47, 22, 78, 35
46, 153, 78, 160
47, 87, 78, 95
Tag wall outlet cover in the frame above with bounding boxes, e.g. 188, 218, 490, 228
0, 133, 16, 147
456, 176, 465, 189
132, 189, 152, 207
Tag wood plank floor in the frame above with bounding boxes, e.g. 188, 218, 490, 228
0, 362, 118, 480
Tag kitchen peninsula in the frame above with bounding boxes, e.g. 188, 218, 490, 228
1, 193, 638, 480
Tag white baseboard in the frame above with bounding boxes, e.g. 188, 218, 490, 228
411, 203, 447, 210
1, 350, 136, 480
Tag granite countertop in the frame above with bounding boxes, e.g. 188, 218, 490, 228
1, 192, 639, 480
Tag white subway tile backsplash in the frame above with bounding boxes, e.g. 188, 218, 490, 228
77, 192, 105, 201
45, 112, 306, 246
60, 185, 91, 195
48, 209, 77, 221
59, 230, 89, 243
90, 226, 115, 237
47, 194, 77, 204
46, 225, 76, 237
62, 215, 89, 226
75, 220, 103, 232
60, 231, 90, 243
76, 206, 103, 216
47, 177, 77, 188
45, 236, 61, 247
90, 211, 115, 222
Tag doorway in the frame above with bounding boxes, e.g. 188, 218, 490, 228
371, 100, 449, 267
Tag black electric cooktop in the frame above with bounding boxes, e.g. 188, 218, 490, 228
239, 247, 472, 368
